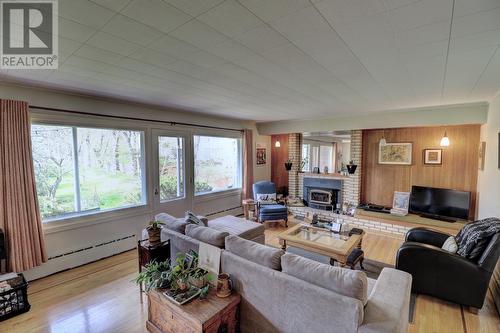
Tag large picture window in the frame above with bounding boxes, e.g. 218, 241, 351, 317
31, 124, 146, 221
193, 135, 242, 195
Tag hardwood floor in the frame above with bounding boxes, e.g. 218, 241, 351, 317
1, 220, 498, 333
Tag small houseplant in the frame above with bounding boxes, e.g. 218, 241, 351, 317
147, 220, 165, 244
346, 160, 357, 174
134, 259, 171, 291
284, 158, 293, 171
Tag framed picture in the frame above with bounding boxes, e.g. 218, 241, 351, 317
478, 142, 486, 170
424, 149, 442, 165
379, 143, 412, 165
256, 143, 266, 166
392, 191, 410, 211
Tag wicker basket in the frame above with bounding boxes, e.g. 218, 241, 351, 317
0, 273, 30, 321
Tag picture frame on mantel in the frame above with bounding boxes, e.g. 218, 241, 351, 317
379, 142, 412, 165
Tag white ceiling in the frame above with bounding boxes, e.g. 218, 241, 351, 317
1, 0, 500, 122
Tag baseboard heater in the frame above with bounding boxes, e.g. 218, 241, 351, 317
48, 234, 136, 261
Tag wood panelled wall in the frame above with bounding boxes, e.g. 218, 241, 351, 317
271, 134, 289, 192
361, 125, 480, 220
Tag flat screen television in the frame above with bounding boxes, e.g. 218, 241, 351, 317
409, 186, 471, 221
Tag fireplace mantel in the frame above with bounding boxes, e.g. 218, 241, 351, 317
300, 173, 349, 181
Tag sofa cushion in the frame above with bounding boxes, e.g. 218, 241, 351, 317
208, 215, 265, 240
185, 224, 228, 248
259, 204, 287, 214
225, 235, 284, 270
281, 253, 368, 305
155, 213, 188, 234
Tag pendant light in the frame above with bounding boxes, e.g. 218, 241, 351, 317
440, 130, 450, 147
379, 130, 386, 146
275, 140, 281, 148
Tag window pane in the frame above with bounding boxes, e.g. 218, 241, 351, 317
319, 146, 333, 172
194, 136, 241, 195
31, 124, 76, 220
77, 128, 145, 212
311, 146, 319, 169
159, 136, 185, 202
301, 144, 310, 172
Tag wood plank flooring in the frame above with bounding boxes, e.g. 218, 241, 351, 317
0, 220, 498, 333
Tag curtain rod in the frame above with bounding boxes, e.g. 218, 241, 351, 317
30, 105, 244, 133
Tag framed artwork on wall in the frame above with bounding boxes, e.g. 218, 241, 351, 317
478, 142, 486, 170
256, 143, 267, 166
424, 149, 442, 165
379, 142, 412, 165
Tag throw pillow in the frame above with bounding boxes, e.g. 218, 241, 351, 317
281, 253, 368, 305
185, 224, 228, 248
225, 235, 284, 270
185, 211, 208, 226
155, 213, 188, 234
456, 218, 500, 260
441, 236, 458, 253
256, 193, 276, 202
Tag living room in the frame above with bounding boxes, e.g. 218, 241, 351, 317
0, 1, 499, 333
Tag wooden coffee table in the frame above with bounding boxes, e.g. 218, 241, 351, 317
278, 224, 364, 266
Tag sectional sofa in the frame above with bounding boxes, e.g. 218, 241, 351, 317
142, 214, 412, 333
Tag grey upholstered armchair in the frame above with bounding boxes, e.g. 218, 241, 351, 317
252, 181, 288, 226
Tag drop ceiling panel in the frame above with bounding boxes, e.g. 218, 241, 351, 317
120, 0, 192, 33
1, 0, 500, 121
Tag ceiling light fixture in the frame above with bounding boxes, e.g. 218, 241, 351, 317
379, 130, 387, 146
275, 140, 281, 148
440, 131, 450, 147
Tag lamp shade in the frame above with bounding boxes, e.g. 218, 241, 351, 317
379, 137, 386, 146
275, 140, 281, 148
440, 132, 450, 146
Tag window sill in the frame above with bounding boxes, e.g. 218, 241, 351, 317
42, 204, 149, 235
193, 188, 242, 203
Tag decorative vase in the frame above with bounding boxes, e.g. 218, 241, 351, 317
147, 228, 161, 244
346, 164, 357, 174
284, 162, 293, 171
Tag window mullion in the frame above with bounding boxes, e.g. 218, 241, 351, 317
72, 127, 82, 212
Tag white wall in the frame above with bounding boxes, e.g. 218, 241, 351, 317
478, 93, 500, 219
0, 83, 271, 279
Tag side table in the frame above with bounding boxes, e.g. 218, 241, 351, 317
241, 199, 257, 221
138, 239, 170, 302
147, 288, 240, 333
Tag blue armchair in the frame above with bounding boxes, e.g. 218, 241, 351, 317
253, 181, 288, 226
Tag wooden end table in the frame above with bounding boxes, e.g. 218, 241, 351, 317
147, 288, 241, 333
138, 239, 170, 302
242, 199, 257, 221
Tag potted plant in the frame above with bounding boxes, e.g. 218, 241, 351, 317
346, 160, 357, 174
134, 259, 171, 291
284, 158, 293, 171
188, 267, 210, 288
147, 220, 165, 244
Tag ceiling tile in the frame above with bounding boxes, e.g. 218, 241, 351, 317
74, 45, 124, 65
388, 0, 452, 31
59, 37, 83, 55
163, 0, 224, 17
205, 39, 254, 62
86, 32, 140, 56
454, 0, 500, 17
169, 19, 228, 50
120, 0, 192, 33
182, 51, 228, 69
471, 47, 500, 98
101, 15, 162, 46
58, 18, 97, 42
238, 0, 311, 23
59, 0, 115, 29
198, 0, 262, 37
233, 24, 289, 52
128, 48, 178, 67
450, 28, 500, 54
90, 0, 131, 12
452, 7, 500, 38
149, 35, 200, 59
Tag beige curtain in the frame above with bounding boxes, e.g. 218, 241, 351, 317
242, 129, 254, 200
0, 99, 47, 272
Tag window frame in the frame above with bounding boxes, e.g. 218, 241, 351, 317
191, 129, 243, 198
30, 111, 150, 229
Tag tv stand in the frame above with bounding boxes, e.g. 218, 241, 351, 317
419, 213, 457, 223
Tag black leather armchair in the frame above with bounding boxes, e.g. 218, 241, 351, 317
396, 227, 500, 311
